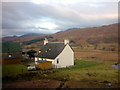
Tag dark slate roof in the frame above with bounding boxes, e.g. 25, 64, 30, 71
1, 42, 22, 53
37, 43, 66, 59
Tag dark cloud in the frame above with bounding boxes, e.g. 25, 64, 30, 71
2, 1, 118, 36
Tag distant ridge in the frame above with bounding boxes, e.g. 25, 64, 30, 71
20, 33, 44, 37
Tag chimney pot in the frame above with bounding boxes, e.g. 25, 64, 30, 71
44, 38, 48, 45
64, 39, 69, 45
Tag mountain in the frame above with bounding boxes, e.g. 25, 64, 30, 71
2, 35, 45, 43
21, 33, 44, 37
51, 23, 118, 47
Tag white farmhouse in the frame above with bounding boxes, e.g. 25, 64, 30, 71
35, 38, 74, 68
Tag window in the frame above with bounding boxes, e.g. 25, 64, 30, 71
57, 59, 59, 64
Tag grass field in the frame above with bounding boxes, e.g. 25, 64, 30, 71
60, 60, 101, 70
2, 64, 28, 76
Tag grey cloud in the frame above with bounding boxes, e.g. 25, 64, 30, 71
2, 2, 118, 36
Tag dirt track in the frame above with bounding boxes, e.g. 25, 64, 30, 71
3, 79, 61, 88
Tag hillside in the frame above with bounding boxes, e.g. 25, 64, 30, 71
51, 23, 118, 47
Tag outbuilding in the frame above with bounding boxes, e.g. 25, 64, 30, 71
1, 42, 22, 64
36, 60, 52, 70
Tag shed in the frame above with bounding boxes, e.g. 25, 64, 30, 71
36, 60, 52, 70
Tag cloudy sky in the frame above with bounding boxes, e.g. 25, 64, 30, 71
1, 0, 118, 36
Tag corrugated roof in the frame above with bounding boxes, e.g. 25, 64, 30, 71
1, 42, 22, 53
37, 43, 65, 59
36, 60, 46, 62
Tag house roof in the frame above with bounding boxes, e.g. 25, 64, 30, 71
1, 42, 22, 53
27, 50, 37, 54
36, 60, 46, 63
37, 43, 66, 59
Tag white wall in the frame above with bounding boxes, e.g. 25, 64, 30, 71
54, 44, 74, 68
35, 57, 38, 65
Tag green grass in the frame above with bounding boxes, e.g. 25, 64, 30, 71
47, 60, 102, 80
60, 60, 101, 70
3, 64, 28, 76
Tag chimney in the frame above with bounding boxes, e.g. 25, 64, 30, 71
44, 38, 48, 45
64, 39, 69, 45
